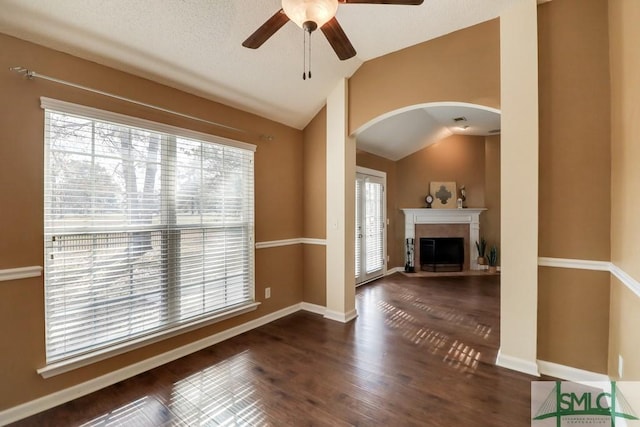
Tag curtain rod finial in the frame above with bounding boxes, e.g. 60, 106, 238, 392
9, 66, 35, 79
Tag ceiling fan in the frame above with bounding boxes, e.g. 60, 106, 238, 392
243, 0, 424, 78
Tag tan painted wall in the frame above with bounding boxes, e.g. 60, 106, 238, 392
538, 0, 611, 261
302, 107, 327, 306
303, 107, 327, 240
481, 135, 501, 256
538, 267, 610, 374
302, 245, 326, 306
396, 135, 486, 208
355, 151, 400, 267
535, 0, 612, 372
0, 33, 304, 409
608, 0, 640, 380
608, 0, 640, 280
348, 19, 500, 134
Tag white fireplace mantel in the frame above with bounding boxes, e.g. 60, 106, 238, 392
402, 208, 487, 270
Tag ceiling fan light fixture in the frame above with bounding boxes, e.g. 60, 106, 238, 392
282, 0, 339, 30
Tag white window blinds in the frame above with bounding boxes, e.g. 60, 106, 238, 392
364, 180, 384, 274
42, 98, 255, 364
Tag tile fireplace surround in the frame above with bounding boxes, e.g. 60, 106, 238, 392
402, 208, 486, 271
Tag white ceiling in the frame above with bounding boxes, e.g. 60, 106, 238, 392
0, 0, 515, 158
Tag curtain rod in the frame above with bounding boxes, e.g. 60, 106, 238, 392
9, 66, 273, 140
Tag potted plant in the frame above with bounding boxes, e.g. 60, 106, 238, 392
487, 246, 498, 273
475, 238, 487, 266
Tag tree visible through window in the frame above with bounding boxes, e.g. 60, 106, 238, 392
43, 103, 255, 364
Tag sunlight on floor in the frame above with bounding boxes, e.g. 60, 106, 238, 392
376, 297, 482, 376
78, 351, 269, 426
443, 340, 481, 376
170, 351, 268, 426
79, 396, 167, 426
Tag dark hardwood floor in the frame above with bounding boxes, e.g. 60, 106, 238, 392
11, 273, 540, 426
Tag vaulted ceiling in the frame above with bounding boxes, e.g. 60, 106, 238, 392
0, 0, 518, 158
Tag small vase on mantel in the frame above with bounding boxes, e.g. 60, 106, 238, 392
477, 256, 487, 267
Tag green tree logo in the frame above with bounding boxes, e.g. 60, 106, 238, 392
533, 381, 639, 427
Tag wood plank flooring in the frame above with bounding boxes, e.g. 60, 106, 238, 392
10, 273, 540, 426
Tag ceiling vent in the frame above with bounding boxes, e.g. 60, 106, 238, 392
453, 116, 467, 122
489, 129, 501, 134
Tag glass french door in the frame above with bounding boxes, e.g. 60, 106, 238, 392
355, 171, 386, 285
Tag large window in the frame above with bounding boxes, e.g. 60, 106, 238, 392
42, 98, 255, 368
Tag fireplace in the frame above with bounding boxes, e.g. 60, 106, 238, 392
420, 237, 464, 272
402, 208, 486, 271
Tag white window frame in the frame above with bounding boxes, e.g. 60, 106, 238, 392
38, 98, 258, 378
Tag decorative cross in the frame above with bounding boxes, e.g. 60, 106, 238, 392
436, 185, 452, 205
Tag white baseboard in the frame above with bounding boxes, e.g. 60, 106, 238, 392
356, 274, 384, 287
300, 302, 325, 315
495, 352, 611, 382
386, 267, 404, 275
0, 303, 303, 425
324, 308, 358, 323
537, 360, 610, 382
495, 349, 541, 377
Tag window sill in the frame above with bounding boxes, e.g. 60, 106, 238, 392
37, 301, 260, 379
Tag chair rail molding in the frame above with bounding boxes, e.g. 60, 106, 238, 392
255, 238, 327, 249
0, 266, 43, 282
538, 256, 640, 298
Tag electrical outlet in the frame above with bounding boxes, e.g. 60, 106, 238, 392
265, 287, 271, 299
619, 354, 624, 378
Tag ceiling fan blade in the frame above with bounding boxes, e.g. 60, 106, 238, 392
338, 0, 424, 4
242, 9, 290, 49
321, 17, 357, 60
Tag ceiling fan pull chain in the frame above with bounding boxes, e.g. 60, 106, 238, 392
302, 29, 307, 80
308, 31, 312, 79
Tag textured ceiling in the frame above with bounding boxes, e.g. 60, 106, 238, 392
0, 0, 519, 158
